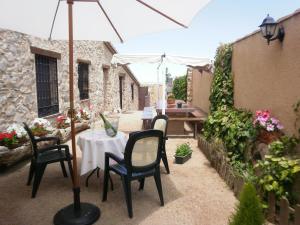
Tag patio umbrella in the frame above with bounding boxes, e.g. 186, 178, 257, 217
0, 0, 211, 224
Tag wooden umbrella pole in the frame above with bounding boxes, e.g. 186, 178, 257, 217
68, 0, 81, 211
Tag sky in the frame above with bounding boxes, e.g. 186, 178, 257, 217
114, 0, 299, 84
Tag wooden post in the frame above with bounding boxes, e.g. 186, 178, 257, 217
279, 197, 289, 225
267, 192, 276, 223
295, 205, 300, 225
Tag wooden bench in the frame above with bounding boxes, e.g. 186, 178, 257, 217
169, 117, 206, 138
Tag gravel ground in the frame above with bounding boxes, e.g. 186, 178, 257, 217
0, 111, 237, 225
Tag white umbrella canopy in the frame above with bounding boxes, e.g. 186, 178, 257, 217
0, 0, 212, 224
0, 0, 211, 42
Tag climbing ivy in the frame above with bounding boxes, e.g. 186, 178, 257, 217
209, 43, 234, 112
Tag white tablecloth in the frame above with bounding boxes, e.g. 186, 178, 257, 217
77, 129, 127, 175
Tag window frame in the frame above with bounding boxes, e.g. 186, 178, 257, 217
35, 54, 59, 117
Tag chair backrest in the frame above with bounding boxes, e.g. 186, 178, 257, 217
151, 115, 168, 138
23, 122, 38, 158
124, 129, 163, 174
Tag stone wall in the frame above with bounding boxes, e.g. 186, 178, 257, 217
0, 29, 139, 131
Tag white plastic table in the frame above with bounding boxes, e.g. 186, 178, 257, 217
77, 129, 127, 176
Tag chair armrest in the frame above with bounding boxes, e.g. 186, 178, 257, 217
38, 144, 71, 156
105, 152, 124, 164
36, 136, 61, 145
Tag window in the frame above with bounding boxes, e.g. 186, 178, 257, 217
35, 54, 59, 117
131, 84, 134, 101
78, 62, 89, 100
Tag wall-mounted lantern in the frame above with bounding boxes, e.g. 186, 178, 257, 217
259, 14, 285, 45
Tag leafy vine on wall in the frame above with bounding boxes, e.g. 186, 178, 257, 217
209, 43, 234, 112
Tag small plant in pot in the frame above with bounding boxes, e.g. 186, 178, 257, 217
167, 94, 175, 105
174, 143, 192, 164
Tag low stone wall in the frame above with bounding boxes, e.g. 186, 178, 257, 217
198, 135, 245, 196
0, 122, 90, 171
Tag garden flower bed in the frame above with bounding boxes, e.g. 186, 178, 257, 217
0, 109, 92, 170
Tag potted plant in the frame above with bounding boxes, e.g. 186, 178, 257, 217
0, 131, 18, 149
79, 108, 91, 121
254, 110, 284, 144
6, 123, 28, 145
174, 143, 192, 164
167, 94, 175, 105
30, 118, 53, 137
177, 102, 183, 108
56, 115, 71, 129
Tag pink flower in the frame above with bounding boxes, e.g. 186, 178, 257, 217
262, 110, 270, 119
259, 120, 266, 127
277, 124, 284, 130
270, 117, 278, 125
256, 110, 262, 117
266, 124, 274, 131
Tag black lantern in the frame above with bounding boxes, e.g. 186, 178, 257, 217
259, 14, 285, 44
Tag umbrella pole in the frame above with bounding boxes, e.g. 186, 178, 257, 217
54, 0, 100, 224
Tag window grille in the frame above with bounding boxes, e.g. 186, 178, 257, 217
78, 63, 89, 100
35, 54, 59, 117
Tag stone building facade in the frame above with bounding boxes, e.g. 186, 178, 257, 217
0, 29, 140, 131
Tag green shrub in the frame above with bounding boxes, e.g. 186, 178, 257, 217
172, 75, 187, 101
229, 183, 265, 225
209, 43, 234, 112
203, 107, 257, 160
255, 155, 300, 201
268, 135, 299, 156
175, 143, 192, 157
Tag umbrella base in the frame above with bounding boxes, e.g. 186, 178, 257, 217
53, 202, 100, 225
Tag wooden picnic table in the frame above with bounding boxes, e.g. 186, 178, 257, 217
156, 106, 207, 138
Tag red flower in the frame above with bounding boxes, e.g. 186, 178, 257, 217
0, 131, 16, 141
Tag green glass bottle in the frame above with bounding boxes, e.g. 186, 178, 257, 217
100, 113, 117, 137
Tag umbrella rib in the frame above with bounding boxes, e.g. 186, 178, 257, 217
96, 0, 124, 43
49, 0, 62, 40
136, 0, 188, 28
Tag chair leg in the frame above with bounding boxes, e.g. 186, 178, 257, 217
162, 145, 170, 174
109, 174, 114, 191
122, 176, 133, 218
32, 164, 46, 198
67, 159, 74, 183
138, 178, 145, 191
154, 169, 164, 206
60, 161, 68, 177
27, 160, 35, 186
102, 168, 109, 202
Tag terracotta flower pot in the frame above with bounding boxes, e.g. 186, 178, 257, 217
167, 98, 175, 104
257, 129, 282, 144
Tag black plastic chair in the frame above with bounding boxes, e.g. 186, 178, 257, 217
23, 123, 73, 198
151, 114, 170, 174
102, 129, 164, 218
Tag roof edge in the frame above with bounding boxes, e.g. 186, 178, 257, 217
233, 8, 300, 45
104, 42, 140, 87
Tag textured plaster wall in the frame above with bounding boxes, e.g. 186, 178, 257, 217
189, 69, 213, 113
232, 11, 300, 135
0, 29, 139, 131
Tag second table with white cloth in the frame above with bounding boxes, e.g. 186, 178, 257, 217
77, 129, 127, 176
